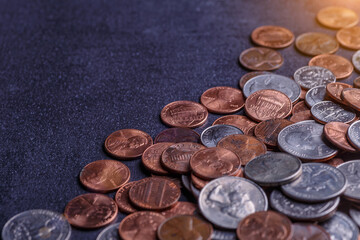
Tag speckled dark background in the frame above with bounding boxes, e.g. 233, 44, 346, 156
1, 0, 360, 239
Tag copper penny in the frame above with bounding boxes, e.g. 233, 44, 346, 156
160, 100, 208, 128
354, 77, 360, 88
236, 211, 292, 240
161, 142, 206, 174
115, 181, 138, 214
239, 47, 283, 71
157, 215, 213, 240
342, 88, 360, 112
239, 71, 269, 89
336, 26, 360, 50
317, 6, 359, 29
104, 129, 153, 159
324, 157, 345, 167
254, 119, 293, 148
309, 54, 353, 79
245, 89, 292, 122
64, 193, 118, 229
118, 211, 165, 240
213, 115, 257, 135
292, 101, 310, 115
150, 175, 183, 190
326, 82, 353, 104
79, 159, 130, 193
191, 172, 209, 190
154, 127, 200, 143
291, 223, 330, 240
290, 110, 313, 123
190, 147, 241, 180
142, 142, 173, 175
251, 25, 294, 49
295, 32, 339, 56
159, 201, 197, 219
300, 89, 307, 100
129, 177, 181, 210
217, 134, 267, 165
324, 122, 357, 152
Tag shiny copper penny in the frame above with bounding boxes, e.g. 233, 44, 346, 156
239, 47, 283, 71
200, 86, 245, 114
212, 115, 257, 135
326, 82, 353, 104
236, 211, 292, 240
191, 173, 209, 190
254, 119, 293, 148
309, 54, 353, 79
324, 157, 345, 167
245, 89, 292, 122
324, 122, 357, 152
161, 101, 208, 128
129, 177, 181, 210
142, 142, 173, 175
291, 223, 330, 240
104, 129, 153, 159
354, 77, 360, 89
159, 201, 197, 219
295, 32, 339, 56
64, 193, 118, 229
119, 211, 165, 240
157, 215, 213, 240
251, 25, 294, 49
154, 128, 200, 143
239, 71, 269, 89
79, 159, 130, 193
336, 26, 360, 50
115, 181, 138, 214
317, 6, 359, 29
342, 88, 360, 112
292, 101, 310, 115
290, 110, 313, 123
150, 175, 183, 190
217, 134, 267, 165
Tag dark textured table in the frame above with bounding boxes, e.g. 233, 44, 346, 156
1, 0, 360, 239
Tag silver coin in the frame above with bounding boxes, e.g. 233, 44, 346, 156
320, 212, 359, 240
305, 85, 326, 107
277, 121, 338, 160
311, 101, 356, 124
190, 181, 200, 199
270, 189, 339, 222
96, 222, 120, 240
242, 74, 301, 103
337, 160, 360, 203
348, 120, 360, 150
349, 208, 360, 228
200, 124, 243, 148
2, 209, 71, 240
244, 152, 302, 186
181, 175, 191, 192
352, 50, 360, 72
281, 163, 347, 203
211, 229, 237, 240
198, 176, 268, 230
293, 66, 336, 90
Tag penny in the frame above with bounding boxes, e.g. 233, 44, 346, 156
115, 181, 138, 214
324, 157, 344, 167
290, 110, 313, 123
295, 32, 339, 56
212, 115, 257, 135
212, 229, 237, 240
317, 6, 359, 29
309, 54, 353, 80
96, 222, 120, 240
292, 101, 310, 115
160, 100, 208, 128
326, 82, 353, 104
354, 77, 360, 88
154, 128, 200, 143
64, 193, 118, 229
151, 175, 183, 190
239, 47, 283, 71
236, 211, 292, 240
245, 89, 292, 122
104, 129, 153, 159
311, 101, 356, 124
350, 208, 360, 228
353, 51, 360, 72
291, 223, 331, 240
142, 142, 173, 175
200, 86, 245, 114
129, 177, 181, 210
254, 119, 293, 147
217, 134, 267, 165
79, 159, 130, 192
157, 215, 213, 240
191, 173, 209, 189
251, 25, 294, 48
342, 88, 360, 112
239, 71, 269, 89
159, 201, 197, 219
320, 212, 359, 240
2, 209, 71, 240
337, 160, 360, 203
161, 142, 205, 174
294, 66, 336, 90
305, 85, 327, 107
347, 120, 360, 150
324, 122, 357, 152
200, 124, 243, 147
118, 211, 165, 240
337, 26, 360, 50
199, 176, 268, 229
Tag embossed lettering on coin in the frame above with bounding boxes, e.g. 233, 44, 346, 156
311, 101, 356, 124
200, 125, 243, 148
293, 66, 336, 90
305, 85, 327, 107
142, 142, 173, 175
239, 47, 283, 71
254, 119, 293, 147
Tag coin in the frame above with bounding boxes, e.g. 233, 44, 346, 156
320, 212, 359, 240
324, 122, 357, 152
290, 110, 313, 123
251, 25, 294, 48
159, 201, 197, 218
212, 115, 257, 135
309, 54, 353, 80
337, 160, 360, 203
212, 229, 237, 240
353, 51, 360, 72
347, 120, 360, 150
239, 71, 269, 89
190, 180, 201, 199
292, 101, 310, 115
326, 82, 353, 104
291, 223, 331, 240
349, 208, 360, 228
200, 86, 245, 114
96, 222, 120, 240
64, 193, 118, 228
154, 128, 200, 143
254, 119, 293, 147
199, 176, 268, 229
336, 26, 360, 50
239, 47, 283, 71
342, 88, 360, 112
191, 173, 209, 189
142, 142, 173, 175
104, 129, 153, 159
245, 89, 292, 122
295, 32, 339, 56
294, 66, 336, 90
160, 100, 208, 128
181, 174, 191, 192
200, 124, 243, 147
2, 209, 71, 240
324, 157, 345, 167
311, 101, 356, 124
305, 85, 327, 107
317, 6, 359, 29
354, 77, 360, 88
115, 181, 138, 214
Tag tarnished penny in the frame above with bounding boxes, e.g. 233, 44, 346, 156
251, 25, 294, 49
309, 54, 353, 80
159, 201, 197, 219
239, 47, 283, 71
115, 181, 138, 214
354, 77, 360, 88
191, 173, 209, 189
200, 86, 245, 114
317, 6, 359, 29
342, 88, 360, 112
324, 158, 344, 167
291, 223, 330, 240
337, 26, 360, 50
239, 71, 269, 89
129, 177, 181, 210
324, 122, 357, 152
142, 142, 173, 175
64, 193, 118, 229
326, 82, 353, 104
290, 110, 313, 123
295, 32, 339, 56
79, 160, 130, 193
244, 89, 292, 122
353, 51, 360, 73
104, 129, 153, 159
161, 100, 208, 128
254, 119, 293, 147
292, 101, 310, 115
154, 128, 200, 143
212, 115, 257, 135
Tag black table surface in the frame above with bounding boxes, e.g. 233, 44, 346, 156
1, 0, 360, 239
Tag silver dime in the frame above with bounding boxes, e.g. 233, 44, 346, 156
244, 152, 302, 186
337, 160, 360, 203
278, 121, 338, 160
348, 120, 360, 150
200, 124, 243, 148
181, 175, 191, 192
293, 66, 336, 90
198, 176, 268, 229
349, 208, 360, 228
311, 101, 356, 124
96, 222, 120, 240
352, 50, 360, 72
281, 163, 347, 203
320, 212, 359, 240
305, 85, 327, 107
242, 74, 301, 103
2, 209, 71, 240
211, 229, 237, 240
270, 189, 339, 222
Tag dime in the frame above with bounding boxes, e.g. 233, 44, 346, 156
254, 119, 293, 147
190, 180, 201, 199
181, 174, 191, 192
309, 54, 353, 80
349, 208, 360, 228
317, 6, 359, 29
239, 71, 269, 89
200, 86, 245, 114
342, 88, 360, 112
191, 173, 209, 189
239, 47, 283, 71
291, 223, 331, 240
292, 101, 310, 115
251, 25, 294, 48
212, 115, 257, 135
354, 77, 360, 88
337, 26, 360, 50
324, 122, 357, 152
142, 142, 173, 175
64, 193, 118, 228
96, 222, 120, 240
311, 101, 356, 124
320, 212, 359, 240
353, 51, 360, 72
154, 128, 200, 143
199, 176, 268, 229
200, 124, 243, 147
293, 66, 336, 90
159, 201, 197, 218
348, 120, 360, 150
326, 82, 353, 104
290, 110, 313, 123
212, 229, 237, 240
337, 160, 360, 203
324, 157, 344, 167
2, 209, 71, 240
160, 100, 208, 128
295, 32, 339, 56
305, 85, 327, 107
115, 181, 138, 214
